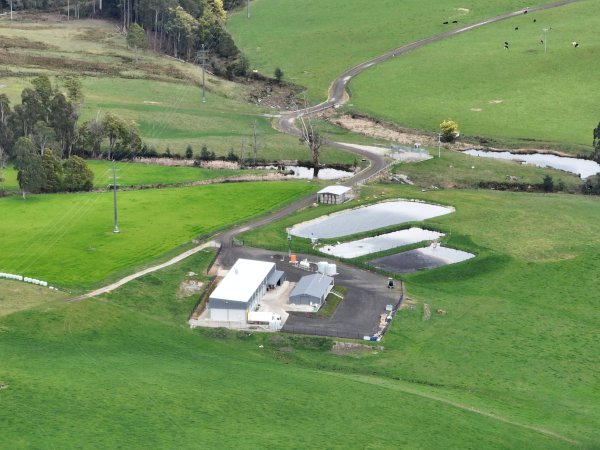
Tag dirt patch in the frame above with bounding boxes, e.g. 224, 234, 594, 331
328, 114, 470, 150
247, 79, 303, 110
470, 108, 482, 112
177, 279, 204, 298
331, 341, 382, 355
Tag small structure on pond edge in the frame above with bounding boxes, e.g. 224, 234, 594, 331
317, 186, 352, 205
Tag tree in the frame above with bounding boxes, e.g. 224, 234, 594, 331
50, 92, 78, 158
62, 76, 84, 105
298, 114, 323, 178
41, 149, 63, 193
0, 94, 14, 158
543, 174, 554, 192
80, 115, 106, 158
274, 67, 283, 84
13, 137, 44, 197
440, 119, 459, 143
63, 156, 94, 192
32, 121, 55, 155
102, 113, 142, 159
127, 23, 148, 63
185, 144, 193, 159
593, 122, 600, 162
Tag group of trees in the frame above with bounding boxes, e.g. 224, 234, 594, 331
0, 76, 144, 195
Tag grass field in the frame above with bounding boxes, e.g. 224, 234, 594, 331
0, 181, 315, 288
0, 291, 574, 448
0, 18, 357, 163
0, 279, 66, 317
229, 0, 550, 101
350, 0, 600, 149
237, 184, 600, 444
1, 160, 270, 192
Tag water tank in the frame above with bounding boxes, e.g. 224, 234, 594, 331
317, 261, 328, 274
325, 263, 337, 276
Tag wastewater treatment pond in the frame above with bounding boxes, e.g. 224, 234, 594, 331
319, 228, 444, 258
369, 244, 475, 274
291, 201, 454, 239
464, 149, 600, 179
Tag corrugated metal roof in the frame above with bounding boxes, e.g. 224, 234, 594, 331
290, 274, 333, 300
317, 186, 351, 195
268, 270, 284, 285
210, 259, 274, 303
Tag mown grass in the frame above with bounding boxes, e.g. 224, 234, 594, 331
0, 279, 65, 317
350, 0, 600, 149
229, 0, 552, 102
237, 184, 600, 444
0, 298, 574, 449
0, 181, 315, 288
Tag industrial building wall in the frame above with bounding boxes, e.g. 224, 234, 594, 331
289, 294, 321, 306
209, 299, 247, 322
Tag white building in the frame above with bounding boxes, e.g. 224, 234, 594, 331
317, 186, 352, 205
208, 259, 281, 322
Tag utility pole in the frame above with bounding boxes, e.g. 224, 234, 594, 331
198, 45, 208, 103
543, 28, 549, 53
240, 139, 245, 167
247, 0, 250, 18
438, 133, 442, 158
10, 0, 13, 20
252, 121, 258, 164
111, 161, 119, 233
67, 0, 70, 20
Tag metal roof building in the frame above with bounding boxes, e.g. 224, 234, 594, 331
317, 186, 352, 205
209, 259, 276, 322
288, 274, 334, 307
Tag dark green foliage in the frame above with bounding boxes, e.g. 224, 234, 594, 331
226, 148, 238, 162
40, 150, 63, 193
274, 67, 283, 84
581, 174, 600, 195
63, 156, 94, 192
593, 122, 600, 162
543, 174, 554, 192
185, 144, 193, 159
14, 137, 44, 195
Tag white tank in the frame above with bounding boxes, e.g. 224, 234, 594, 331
317, 261, 328, 274
326, 263, 337, 276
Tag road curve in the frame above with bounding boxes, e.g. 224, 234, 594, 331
277, 0, 580, 181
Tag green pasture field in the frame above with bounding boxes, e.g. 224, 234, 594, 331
229, 0, 550, 102
0, 18, 357, 163
350, 0, 600, 150
0, 181, 315, 288
238, 184, 600, 444
392, 147, 583, 191
0, 279, 66, 317
1, 160, 269, 192
0, 296, 573, 448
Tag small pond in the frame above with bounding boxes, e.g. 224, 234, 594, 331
319, 228, 444, 259
369, 244, 474, 274
464, 149, 600, 179
291, 200, 453, 239
258, 165, 354, 180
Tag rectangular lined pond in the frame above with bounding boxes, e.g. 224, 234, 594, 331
291, 201, 453, 239
319, 228, 444, 258
369, 244, 474, 274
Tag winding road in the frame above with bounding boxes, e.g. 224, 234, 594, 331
74, 0, 580, 300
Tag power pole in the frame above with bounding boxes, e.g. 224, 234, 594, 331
10, 0, 13, 20
111, 161, 119, 233
240, 139, 245, 167
252, 121, 258, 164
67, 0, 70, 20
247, 0, 250, 18
198, 44, 208, 103
543, 28, 549, 53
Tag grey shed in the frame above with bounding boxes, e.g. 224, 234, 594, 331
288, 274, 334, 307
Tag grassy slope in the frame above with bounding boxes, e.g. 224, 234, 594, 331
0, 181, 314, 288
0, 299, 572, 449
0, 279, 66, 316
229, 0, 549, 101
238, 185, 600, 444
0, 19, 355, 163
350, 0, 600, 149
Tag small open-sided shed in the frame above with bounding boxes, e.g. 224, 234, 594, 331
317, 186, 352, 205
